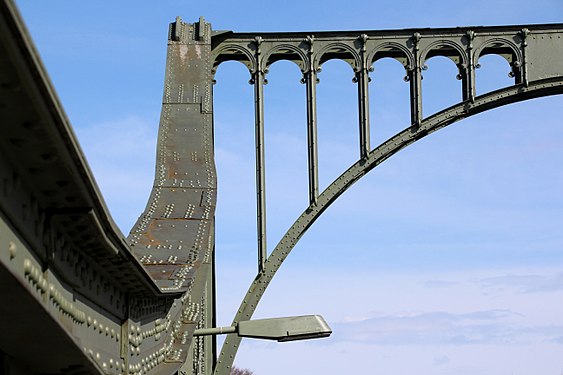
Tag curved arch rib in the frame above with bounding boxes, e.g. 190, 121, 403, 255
213, 77, 563, 375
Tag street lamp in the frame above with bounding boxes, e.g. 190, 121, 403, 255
193, 315, 332, 342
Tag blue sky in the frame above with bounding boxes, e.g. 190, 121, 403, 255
15, 1, 563, 374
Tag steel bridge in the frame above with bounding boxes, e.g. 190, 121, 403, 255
1, 0, 562, 374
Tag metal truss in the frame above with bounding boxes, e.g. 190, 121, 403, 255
210, 21, 563, 375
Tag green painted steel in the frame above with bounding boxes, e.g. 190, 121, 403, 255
1, 1, 563, 373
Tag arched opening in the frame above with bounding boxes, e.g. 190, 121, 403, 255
476, 53, 516, 95
369, 57, 411, 147
475, 41, 522, 88
421, 55, 462, 117
262, 59, 308, 253
316, 59, 359, 191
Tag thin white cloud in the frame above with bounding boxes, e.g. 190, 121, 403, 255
433, 355, 450, 366
479, 273, 563, 294
424, 280, 461, 288
331, 309, 539, 346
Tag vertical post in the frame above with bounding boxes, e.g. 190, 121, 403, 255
304, 35, 319, 205
356, 34, 371, 159
463, 30, 476, 102
409, 67, 423, 127
253, 37, 267, 273
305, 70, 319, 205
409, 32, 423, 128
520, 28, 530, 87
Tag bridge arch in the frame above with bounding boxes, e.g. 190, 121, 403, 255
474, 38, 523, 83
313, 42, 361, 72
475, 53, 515, 95
261, 43, 309, 74
367, 41, 415, 71
422, 54, 465, 115
420, 40, 468, 70
212, 44, 257, 78
215, 76, 563, 374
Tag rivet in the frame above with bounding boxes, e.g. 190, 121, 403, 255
8, 241, 16, 259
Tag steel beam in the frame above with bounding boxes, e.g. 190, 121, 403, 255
357, 34, 371, 158
304, 40, 320, 205
252, 37, 268, 273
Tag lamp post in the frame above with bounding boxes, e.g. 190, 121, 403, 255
193, 315, 332, 342
188, 315, 331, 375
